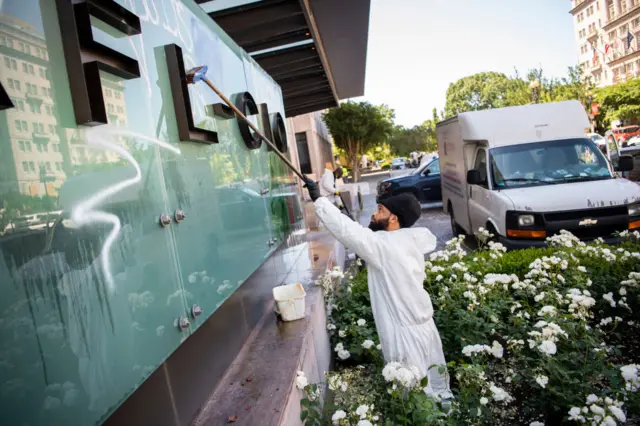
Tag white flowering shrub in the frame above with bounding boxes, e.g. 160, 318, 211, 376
300, 231, 640, 425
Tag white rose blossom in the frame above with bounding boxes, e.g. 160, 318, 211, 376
535, 375, 549, 388
331, 410, 347, 424
295, 371, 308, 390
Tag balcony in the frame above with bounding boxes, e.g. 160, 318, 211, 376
32, 132, 49, 143
587, 28, 599, 41
590, 58, 603, 71
25, 91, 43, 104
606, 38, 640, 64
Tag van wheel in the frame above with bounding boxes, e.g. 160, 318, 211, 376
448, 203, 464, 237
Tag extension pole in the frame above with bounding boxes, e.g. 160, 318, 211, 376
187, 65, 306, 180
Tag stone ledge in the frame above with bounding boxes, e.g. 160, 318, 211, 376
194, 232, 343, 426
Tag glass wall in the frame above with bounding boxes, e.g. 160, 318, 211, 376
0, 0, 298, 424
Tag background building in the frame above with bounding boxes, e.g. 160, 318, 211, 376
570, 0, 640, 86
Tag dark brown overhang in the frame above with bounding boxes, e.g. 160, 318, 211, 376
198, 0, 370, 117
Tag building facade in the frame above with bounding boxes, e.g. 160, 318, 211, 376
570, 0, 640, 86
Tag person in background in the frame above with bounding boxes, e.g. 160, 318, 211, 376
320, 162, 341, 207
303, 178, 451, 397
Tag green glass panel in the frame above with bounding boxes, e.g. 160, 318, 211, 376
0, 2, 209, 425
0, 0, 301, 423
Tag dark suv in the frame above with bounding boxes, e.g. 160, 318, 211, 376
377, 158, 441, 203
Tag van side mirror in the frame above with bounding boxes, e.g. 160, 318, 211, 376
616, 155, 634, 172
467, 169, 484, 185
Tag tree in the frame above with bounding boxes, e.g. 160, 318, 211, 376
444, 72, 528, 117
595, 77, 640, 126
388, 125, 435, 157
322, 101, 394, 181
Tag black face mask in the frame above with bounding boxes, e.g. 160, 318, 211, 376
368, 216, 389, 232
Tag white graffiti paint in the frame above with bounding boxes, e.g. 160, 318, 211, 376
72, 127, 180, 292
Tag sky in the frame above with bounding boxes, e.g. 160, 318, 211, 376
357, 0, 579, 127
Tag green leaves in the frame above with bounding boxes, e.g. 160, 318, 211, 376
322, 102, 395, 180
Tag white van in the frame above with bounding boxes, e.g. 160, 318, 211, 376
436, 100, 640, 249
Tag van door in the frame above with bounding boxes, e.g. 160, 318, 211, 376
467, 147, 492, 233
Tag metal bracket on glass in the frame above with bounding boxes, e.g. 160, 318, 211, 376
175, 209, 186, 223
159, 213, 171, 227
177, 316, 190, 330
191, 304, 203, 318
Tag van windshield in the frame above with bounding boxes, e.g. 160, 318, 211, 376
490, 138, 612, 189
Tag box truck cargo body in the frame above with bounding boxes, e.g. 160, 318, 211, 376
436, 100, 640, 248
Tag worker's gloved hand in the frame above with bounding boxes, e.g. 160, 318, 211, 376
303, 176, 321, 201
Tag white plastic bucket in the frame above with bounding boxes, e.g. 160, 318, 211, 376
273, 283, 306, 322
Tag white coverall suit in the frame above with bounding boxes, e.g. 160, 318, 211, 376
314, 197, 449, 395
320, 168, 341, 206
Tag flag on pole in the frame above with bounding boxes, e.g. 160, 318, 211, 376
605, 43, 611, 53
626, 31, 635, 50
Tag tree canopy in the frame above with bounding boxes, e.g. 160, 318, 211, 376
322, 101, 394, 181
444, 67, 596, 118
595, 77, 640, 124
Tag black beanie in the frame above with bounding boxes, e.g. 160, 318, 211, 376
379, 193, 421, 228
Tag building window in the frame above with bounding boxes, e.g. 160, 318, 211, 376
14, 120, 20, 132
18, 141, 25, 151
14, 80, 20, 91
620, 25, 628, 37
29, 162, 35, 172
55, 162, 61, 171
41, 87, 47, 97
22, 161, 29, 172
3, 57, 9, 68
48, 124, 54, 134
26, 141, 31, 151
21, 120, 27, 130
37, 143, 42, 152
22, 63, 27, 73
295, 132, 313, 174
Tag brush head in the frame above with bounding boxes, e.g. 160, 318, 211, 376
186, 65, 208, 84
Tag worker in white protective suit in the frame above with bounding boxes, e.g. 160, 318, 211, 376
303, 178, 450, 396
320, 162, 342, 207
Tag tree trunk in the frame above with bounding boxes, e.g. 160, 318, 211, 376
351, 157, 360, 182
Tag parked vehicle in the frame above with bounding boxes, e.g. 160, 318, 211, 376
390, 157, 407, 170
604, 130, 640, 183
436, 100, 639, 249
612, 125, 640, 144
377, 157, 441, 203
587, 132, 605, 146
